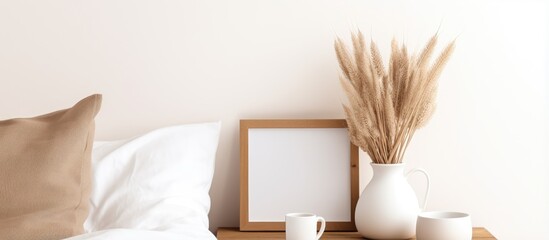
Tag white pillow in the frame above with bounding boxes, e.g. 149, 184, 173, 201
84, 122, 220, 238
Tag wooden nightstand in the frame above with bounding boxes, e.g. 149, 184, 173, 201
216, 227, 497, 239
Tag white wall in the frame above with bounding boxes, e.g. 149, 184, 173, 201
0, 0, 547, 238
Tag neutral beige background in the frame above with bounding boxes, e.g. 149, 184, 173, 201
0, 0, 547, 238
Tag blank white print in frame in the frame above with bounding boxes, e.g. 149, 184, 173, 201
247, 127, 351, 222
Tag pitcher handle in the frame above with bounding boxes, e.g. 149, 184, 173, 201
406, 168, 430, 210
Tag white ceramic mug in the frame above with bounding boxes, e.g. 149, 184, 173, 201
416, 211, 472, 240
285, 213, 326, 240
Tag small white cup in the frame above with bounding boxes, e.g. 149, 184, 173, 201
285, 213, 326, 240
416, 211, 472, 240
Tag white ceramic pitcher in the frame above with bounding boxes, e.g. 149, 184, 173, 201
355, 163, 430, 239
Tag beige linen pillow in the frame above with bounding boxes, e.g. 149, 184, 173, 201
0, 94, 102, 240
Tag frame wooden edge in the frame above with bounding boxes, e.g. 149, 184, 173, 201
240, 119, 347, 129
349, 143, 359, 231
239, 120, 250, 230
239, 119, 359, 232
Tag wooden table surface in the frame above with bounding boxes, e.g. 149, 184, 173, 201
217, 227, 497, 239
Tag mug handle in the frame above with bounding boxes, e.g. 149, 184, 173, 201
316, 216, 326, 240
406, 168, 430, 210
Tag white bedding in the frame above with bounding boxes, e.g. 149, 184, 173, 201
66, 122, 221, 240
65, 228, 216, 240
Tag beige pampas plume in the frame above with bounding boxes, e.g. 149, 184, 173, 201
335, 31, 455, 164
370, 40, 386, 78
335, 38, 360, 90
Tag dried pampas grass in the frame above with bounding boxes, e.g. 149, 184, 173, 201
336, 31, 455, 164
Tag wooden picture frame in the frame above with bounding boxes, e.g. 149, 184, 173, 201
240, 119, 359, 231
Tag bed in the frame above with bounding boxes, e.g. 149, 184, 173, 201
0, 95, 219, 240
